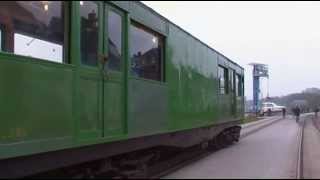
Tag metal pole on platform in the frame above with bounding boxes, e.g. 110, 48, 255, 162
249, 63, 269, 117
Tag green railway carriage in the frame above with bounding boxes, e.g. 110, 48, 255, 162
0, 1, 244, 177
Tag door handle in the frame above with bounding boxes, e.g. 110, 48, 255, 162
98, 54, 108, 65
98, 54, 109, 78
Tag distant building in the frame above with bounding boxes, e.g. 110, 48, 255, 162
303, 88, 320, 94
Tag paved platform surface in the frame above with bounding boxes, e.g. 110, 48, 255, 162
164, 117, 300, 179
240, 116, 283, 138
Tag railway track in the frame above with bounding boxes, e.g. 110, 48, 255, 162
149, 116, 306, 179
32, 117, 286, 179
297, 113, 320, 179
149, 145, 212, 179
297, 117, 305, 179
148, 117, 285, 179
302, 114, 320, 179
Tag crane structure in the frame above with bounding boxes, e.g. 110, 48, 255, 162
249, 63, 269, 115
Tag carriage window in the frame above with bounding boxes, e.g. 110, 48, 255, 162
241, 75, 244, 96
0, 1, 65, 63
130, 22, 164, 81
107, 10, 122, 71
230, 70, 234, 92
240, 75, 243, 96
236, 74, 239, 96
80, 1, 99, 66
219, 66, 229, 95
236, 74, 243, 96
0, 29, 2, 51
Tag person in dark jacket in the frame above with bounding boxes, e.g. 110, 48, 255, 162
314, 106, 319, 118
292, 105, 300, 122
282, 108, 286, 119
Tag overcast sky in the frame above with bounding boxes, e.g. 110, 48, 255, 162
143, 1, 320, 100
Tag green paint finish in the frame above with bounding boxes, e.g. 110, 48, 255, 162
103, 80, 124, 137
167, 25, 219, 130
0, 1, 244, 161
78, 73, 102, 137
1, 137, 73, 160
0, 54, 74, 144
128, 78, 168, 137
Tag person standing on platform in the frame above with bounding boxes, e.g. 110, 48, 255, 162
282, 108, 286, 119
292, 105, 301, 122
314, 106, 319, 119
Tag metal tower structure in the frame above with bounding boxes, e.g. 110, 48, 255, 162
249, 63, 269, 115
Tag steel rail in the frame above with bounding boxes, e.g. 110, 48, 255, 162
151, 117, 284, 179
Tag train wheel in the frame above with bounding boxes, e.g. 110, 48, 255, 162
208, 137, 219, 151
216, 133, 228, 149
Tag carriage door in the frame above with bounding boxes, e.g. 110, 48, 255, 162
77, 2, 104, 139
102, 4, 126, 138
77, 2, 125, 140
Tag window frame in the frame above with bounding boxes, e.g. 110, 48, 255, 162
129, 20, 166, 83
79, 1, 101, 67
0, 26, 3, 51
105, 4, 125, 72
218, 65, 229, 95
236, 73, 243, 97
0, 1, 70, 64
224, 67, 229, 94
230, 69, 235, 92
64, 3, 70, 64
218, 66, 225, 95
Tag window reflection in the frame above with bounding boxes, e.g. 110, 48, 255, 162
219, 66, 228, 95
236, 74, 239, 96
107, 10, 122, 71
130, 22, 164, 81
80, 1, 99, 66
0, 1, 65, 62
230, 70, 234, 92
0, 29, 2, 51
15, 33, 63, 63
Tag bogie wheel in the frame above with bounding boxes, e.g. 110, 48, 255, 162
208, 137, 219, 151
216, 134, 228, 149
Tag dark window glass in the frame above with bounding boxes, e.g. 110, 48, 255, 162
242, 76, 244, 96
218, 66, 225, 94
130, 22, 164, 81
224, 68, 229, 94
236, 74, 243, 96
80, 1, 98, 66
107, 10, 122, 71
0, 1, 65, 62
219, 66, 228, 94
230, 70, 234, 92
236, 74, 239, 96
0, 29, 2, 51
